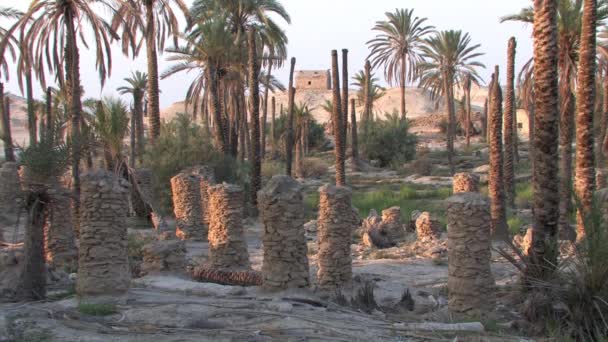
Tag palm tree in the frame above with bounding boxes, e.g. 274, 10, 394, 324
504, 37, 517, 209
502, 0, 608, 236
0, 6, 20, 79
259, 68, 285, 158
367, 9, 434, 119
248, 29, 261, 207
6, 0, 119, 223
418, 30, 485, 175
92, 97, 130, 173
294, 102, 312, 178
341, 49, 349, 163
350, 98, 358, 161
530, 0, 560, 276
285, 57, 296, 175
118, 71, 147, 164
112, 0, 189, 143
321, 99, 334, 133
351, 68, 386, 117
331, 50, 345, 186
488, 66, 507, 237
574, 0, 597, 241
0, 86, 14, 162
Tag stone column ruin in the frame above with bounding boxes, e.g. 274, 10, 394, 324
381, 206, 405, 242
258, 175, 310, 290
415, 212, 442, 240
446, 193, 495, 315
452, 172, 479, 193
317, 184, 358, 289
77, 171, 131, 303
207, 183, 250, 269
44, 185, 77, 268
171, 171, 204, 240
189, 166, 215, 235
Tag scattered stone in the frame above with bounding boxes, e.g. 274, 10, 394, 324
317, 184, 358, 290
361, 207, 406, 249
44, 185, 77, 268
141, 240, 187, 275
208, 183, 250, 269
415, 212, 442, 241
171, 171, 204, 240
446, 193, 495, 315
452, 172, 479, 193
77, 171, 131, 304
381, 207, 405, 242
258, 175, 310, 290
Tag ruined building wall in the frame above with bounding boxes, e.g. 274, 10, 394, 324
77, 171, 131, 302
171, 171, 204, 240
44, 185, 77, 268
207, 183, 250, 269
296, 70, 331, 90
258, 175, 310, 290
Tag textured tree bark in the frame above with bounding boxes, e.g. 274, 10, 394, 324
247, 29, 261, 208
26, 71, 37, 145
574, 0, 597, 241
531, 0, 560, 275
363, 60, 372, 138
206, 64, 227, 153
400, 55, 407, 119
341, 49, 349, 164
133, 92, 144, 164
350, 98, 358, 160
558, 88, 575, 237
145, 1, 161, 142
442, 70, 456, 175
464, 75, 471, 148
331, 50, 345, 186
270, 96, 276, 154
0, 83, 15, 162
482, 99, 488, 143
489, 66, 507, 238
599, 67, 608, 169
21, 191, 48, 300
285, 58, 296, 176
504, 37, 517, 208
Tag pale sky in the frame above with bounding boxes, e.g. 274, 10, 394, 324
1, 0, 534, 108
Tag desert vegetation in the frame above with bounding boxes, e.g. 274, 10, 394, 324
0, 0, 607, 341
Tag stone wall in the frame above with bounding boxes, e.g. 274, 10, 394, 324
446, 193, 495, 315
258, 175, 309, 290
44, 185, 77, 268
171, 171, 204, 240
189, 166, 215, 231
141, 240, 186, 275
452, 172, 479, 193
77, 171, 131, 303
208, 183, 250, 269
295, 70, 331, 90
317, 184, 358, 289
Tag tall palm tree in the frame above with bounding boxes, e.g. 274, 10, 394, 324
294, 102, 311, 178
502, 0, 608, 236
118, 71, 148, 164
259, 68, 285, 158
285, 57, 296, 175
341, 49, 349, 165
92, 97, 130, 173
0, 6, 20, 79
367, 8, 434, 119
331, 50, 345, 186
574, 0, 597, 241
504, 37, 517, 208
350, 98, 358, 161
530, 0, 560, 276
6, 0, 119, 223
112, 0, 189, 143
352, 68, 386, 116
248, 29, 261, 207
488, 66, 507, 237
418, 30, 485, 175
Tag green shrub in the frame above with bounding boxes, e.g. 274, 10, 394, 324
515, 183, 533, 209
507, 216, 523, 236
361, 111, 417, 167
143, 114, 250, 212
302, 157, 329, 178
272, 115, 329, 159
78, 303, 117, 316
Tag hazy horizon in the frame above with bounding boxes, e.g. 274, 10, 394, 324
2, 0, 534, 109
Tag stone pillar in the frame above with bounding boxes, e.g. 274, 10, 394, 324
317, 184, 358, 289
381, 206, 405, 242
44, 185, 77, 268
446, 193, 495, 315
415, 212, 442, 240
141, 240, 186, 275
452, 172, 479, 193
0, 162, 21, 233
258, 175, 310, 290
190, 166, 215, 234
131, 168, 153, 218
207, 183, 250, 269
171, 171, 203, 240
77, 171, 131, 303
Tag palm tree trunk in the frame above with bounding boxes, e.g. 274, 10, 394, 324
130, 111, 136, 169
482, 98, 488, 143
45, 87, 52, 144
285, 57, 296, 176
487, 73, 495, 143
295, 125, 304, 178
65, 8, 82, 225
400, 54, 407, 119
271, 96, 276, 155
261, 61, 272, 159
134, 93, 144, 164
239, 107, 246, 162
363, 60, 372, 138
248, 29, 261, 208
341, 49, 349, 162
145, 2, 161, 142
21, 191, 48, 300
574, 0, 597, 241
0, 84, 13, 162
558, 88, 575, 238
598, 66, 608, 173
350, 98, 358, 160
443, 71, 456, 175
26, 71, 37, 145
206, 64, 228, 153
331, 50, 345, 186
504, 37, 517, 208
465, 77, 471, 148
531, 0, 560, 275
489, 66, 507, 238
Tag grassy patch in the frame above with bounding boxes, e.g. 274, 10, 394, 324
78, 303, 118, 316
515, 182, 533, 209
507, 216, 524, 236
